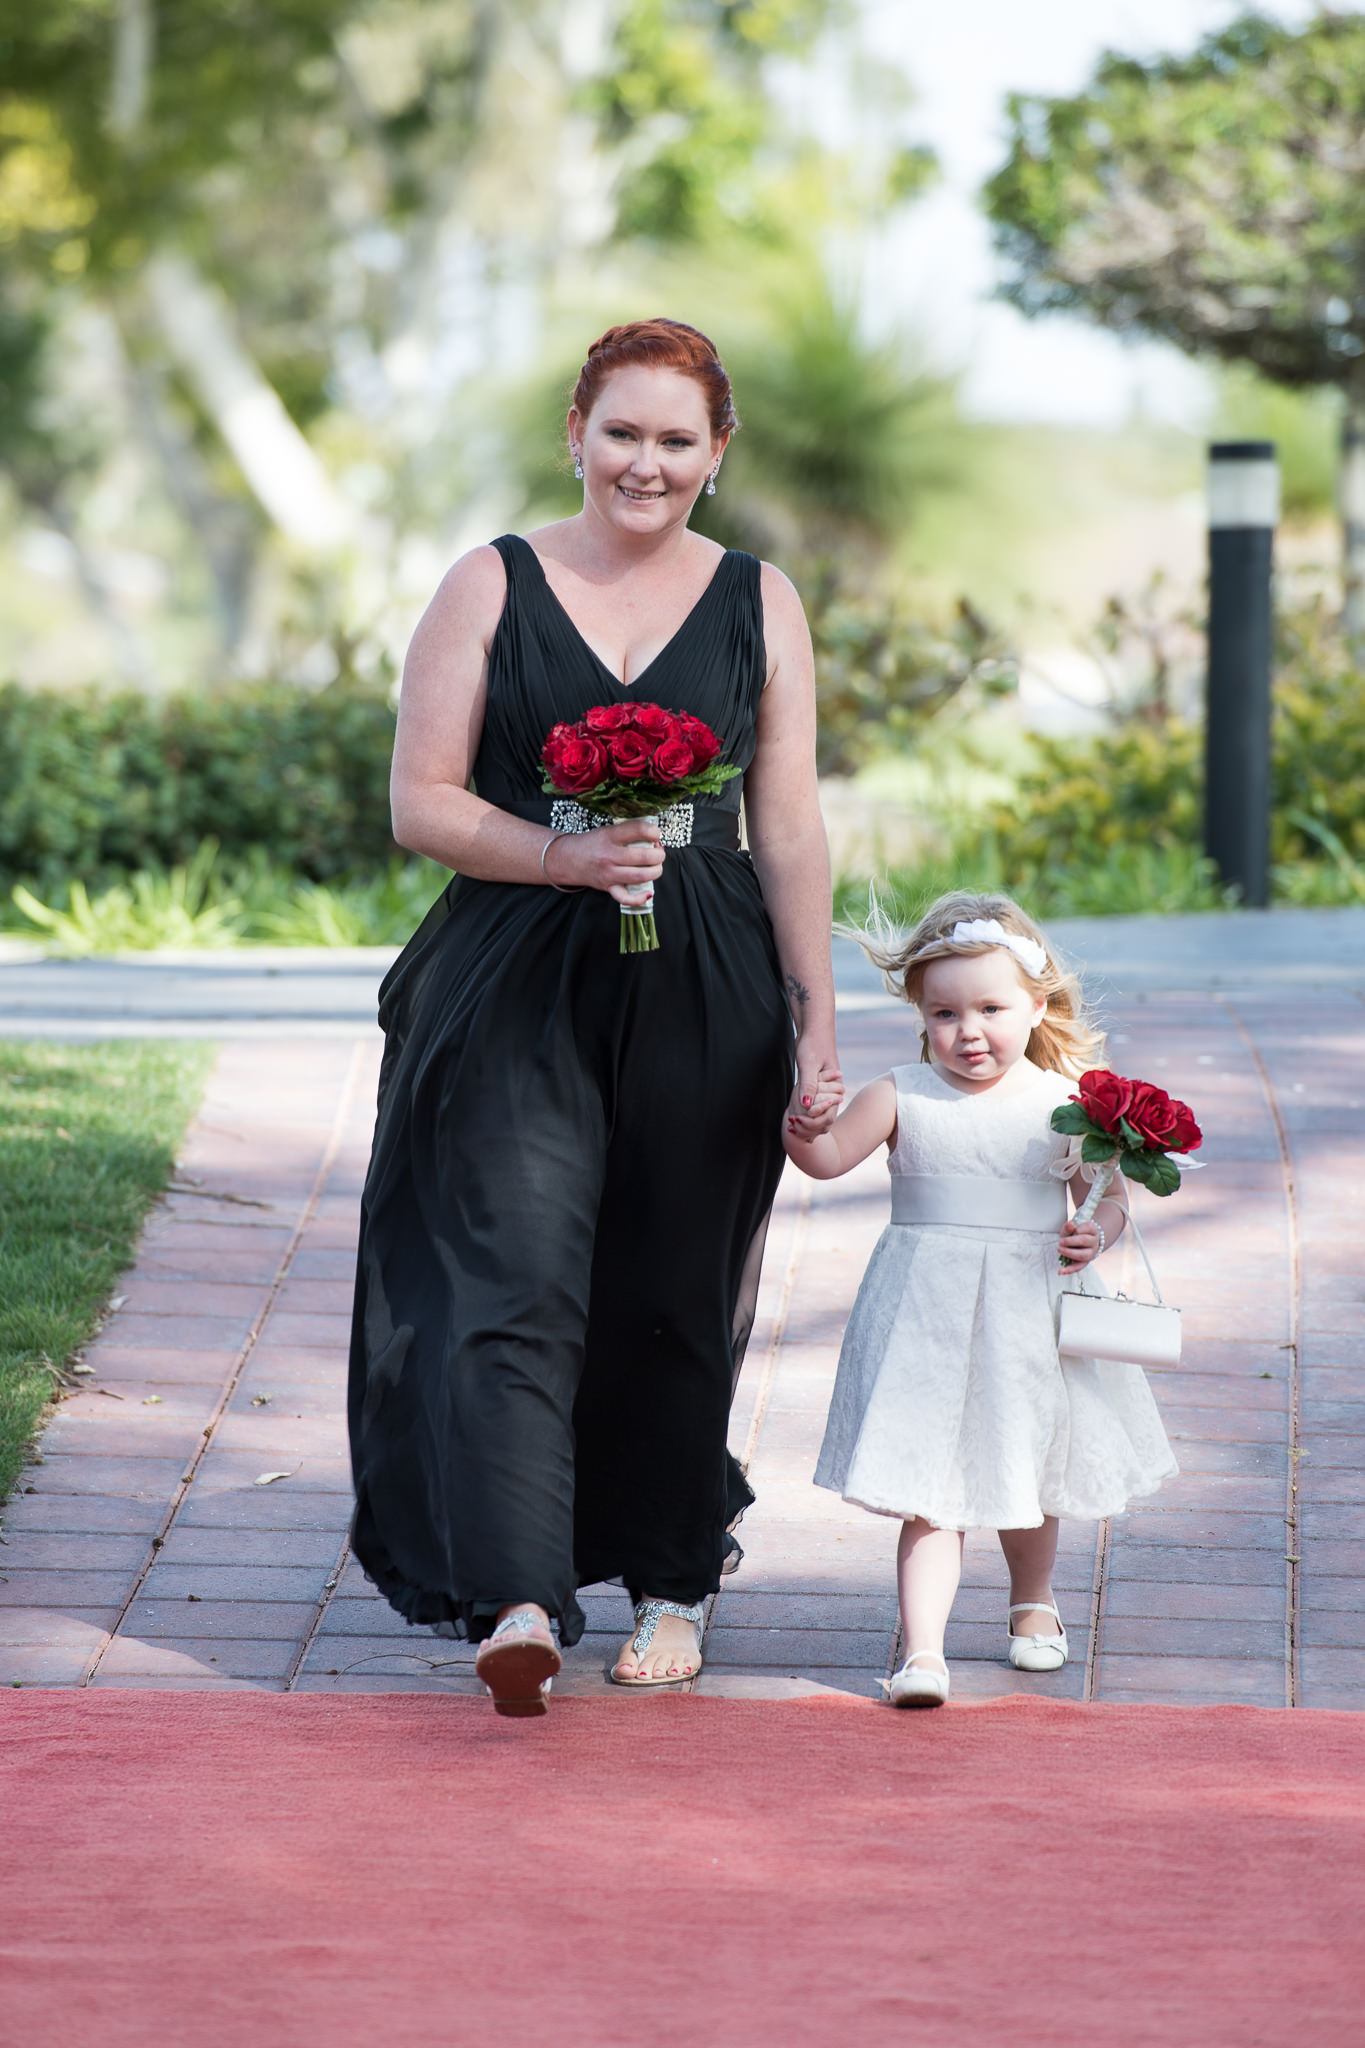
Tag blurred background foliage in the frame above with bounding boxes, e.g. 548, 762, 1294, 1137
0, 4, 1363, 948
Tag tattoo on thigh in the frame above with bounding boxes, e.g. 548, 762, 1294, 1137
785, 973, 810, 1006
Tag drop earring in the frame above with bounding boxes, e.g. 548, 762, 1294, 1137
705, 465, 719, 496
573, 450, 584, 480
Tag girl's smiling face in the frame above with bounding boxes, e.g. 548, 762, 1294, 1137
918, 950, 1047, 1093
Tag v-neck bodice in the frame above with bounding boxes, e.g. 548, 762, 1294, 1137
521, 541, 733, 692
473, 532, 766, 816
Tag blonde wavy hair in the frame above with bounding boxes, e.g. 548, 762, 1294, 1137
849, 888, 1103, 1078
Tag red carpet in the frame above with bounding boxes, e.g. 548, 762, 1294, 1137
2, 1692, 1362, 2047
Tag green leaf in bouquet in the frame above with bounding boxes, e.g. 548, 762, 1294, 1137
1050, 1102, 1092, 1136
1122, 1150, 1181, 1197
1118, 1117, 1144, 1148
1081, 1133, 1120, 1165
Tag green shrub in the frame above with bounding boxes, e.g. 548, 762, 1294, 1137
841, 600, 1365, 918
1272, 605, 1365, 861
835, 837, 1226, 927
5, 842, 450, 954
0, 676, 398, 892
973, 721, 1203, 874
968, 601, 1365, 888
811, 588, 1017, 777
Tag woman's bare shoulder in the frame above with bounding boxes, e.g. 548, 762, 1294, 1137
759, 559, 811, 642
759, 558, 805, 617
417, 543, 508, 649
757, 560, 812, 685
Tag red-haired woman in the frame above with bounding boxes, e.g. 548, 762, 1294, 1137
348, 320, 841, 1712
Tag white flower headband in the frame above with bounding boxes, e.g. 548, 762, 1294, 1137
910, 917, 1048, 980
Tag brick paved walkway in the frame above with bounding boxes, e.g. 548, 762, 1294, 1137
2, 989, 1362, 1706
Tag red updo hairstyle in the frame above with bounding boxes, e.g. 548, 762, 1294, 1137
571, 318, 739, 439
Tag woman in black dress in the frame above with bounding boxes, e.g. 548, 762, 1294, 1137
348, 319, 840, 1713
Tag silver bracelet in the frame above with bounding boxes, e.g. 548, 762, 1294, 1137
540, 831, 583, 893
1094, 1222, 1106, 1257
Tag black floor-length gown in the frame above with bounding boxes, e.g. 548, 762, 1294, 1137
347, 535, 794, 1647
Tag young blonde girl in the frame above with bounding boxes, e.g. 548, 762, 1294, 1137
785, 892, 1177, 1706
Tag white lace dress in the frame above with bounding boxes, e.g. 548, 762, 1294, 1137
814, 1063, 1178, 1529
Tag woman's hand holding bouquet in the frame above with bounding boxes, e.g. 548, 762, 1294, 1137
540, 700, 739, 953
540, 816, 669, 906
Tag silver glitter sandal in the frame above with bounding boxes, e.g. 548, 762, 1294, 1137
475, 1607, 561, 1717
610, 1599, 704, 1688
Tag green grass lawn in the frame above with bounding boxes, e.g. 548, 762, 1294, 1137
0, 1040, 213, 1505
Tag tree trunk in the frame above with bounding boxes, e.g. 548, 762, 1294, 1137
108, 0, 155, 140
114, 318, 255, 658
1340, 387, 1365, 640
143, 254, 354, 552
37, 494, 155, 689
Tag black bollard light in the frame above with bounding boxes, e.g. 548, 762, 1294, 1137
1205, 440, 1278, 908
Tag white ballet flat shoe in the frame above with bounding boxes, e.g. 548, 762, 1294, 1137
887, 1651, 950, 1709
1007, 1600, 1069, 1672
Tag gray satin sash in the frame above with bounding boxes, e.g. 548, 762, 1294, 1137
890, 1173, 1067, 1232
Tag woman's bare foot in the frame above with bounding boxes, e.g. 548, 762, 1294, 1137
612, 1601, 703, 1684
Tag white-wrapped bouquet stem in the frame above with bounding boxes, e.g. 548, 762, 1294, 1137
1072, 1155, 1118, 1225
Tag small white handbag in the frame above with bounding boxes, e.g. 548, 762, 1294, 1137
1056, 1211, 1182, 1369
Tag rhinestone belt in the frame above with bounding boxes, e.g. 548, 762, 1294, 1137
498, 795, 741, 851
550, 799, 695, 847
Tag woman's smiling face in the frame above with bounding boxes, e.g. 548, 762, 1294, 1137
918, 950, 1047, 1092
568, 365, 723, 536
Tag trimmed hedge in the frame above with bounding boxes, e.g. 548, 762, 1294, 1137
0, 677, 398, 890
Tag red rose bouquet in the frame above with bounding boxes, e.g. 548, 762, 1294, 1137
540, 701, 739, 953
1051, 1069, 1203, 1222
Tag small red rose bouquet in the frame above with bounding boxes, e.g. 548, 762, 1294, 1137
540, 700, 739, 954
1051, 1070, 1204, 1221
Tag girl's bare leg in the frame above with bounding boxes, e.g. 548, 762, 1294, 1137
998, 1517, 1061, 1635
897, 1518, 965, 1662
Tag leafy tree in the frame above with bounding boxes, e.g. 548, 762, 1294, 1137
714, 281, 958, 563
982, 9, 1365, 623
2, 0, 906, 680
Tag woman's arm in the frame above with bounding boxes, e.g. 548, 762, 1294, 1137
784, 1076, 897, 1180
746, 562, 842, 1119
389, 546, 666, 902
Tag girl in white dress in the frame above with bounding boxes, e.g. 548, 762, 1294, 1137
784, 892, 1177, 1707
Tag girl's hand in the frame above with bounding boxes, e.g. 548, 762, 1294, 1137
788, 1042, 844, 1140
543, 820, 664, 904
1058, 1216, 1103, 1273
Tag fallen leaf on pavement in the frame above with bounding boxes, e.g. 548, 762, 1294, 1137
253, 1468, 299, 1486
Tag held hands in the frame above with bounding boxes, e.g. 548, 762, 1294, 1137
786, 1043, 844, 1142
543, 820, 664, 905
1058, 1216, 1103, 1274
